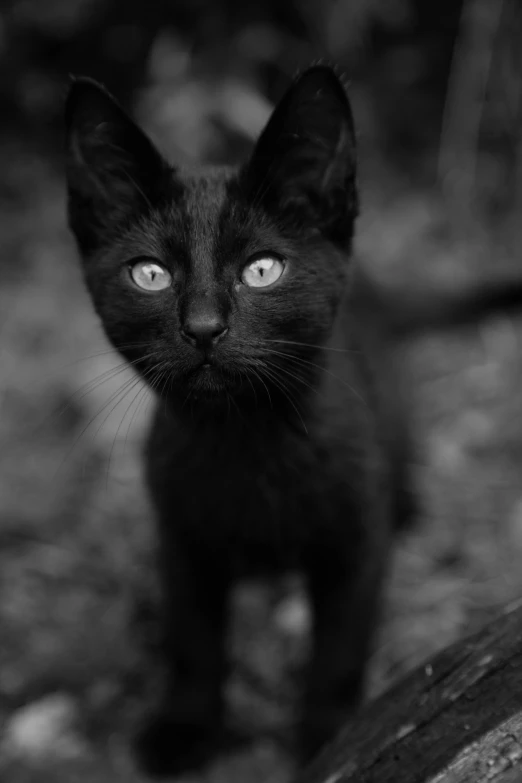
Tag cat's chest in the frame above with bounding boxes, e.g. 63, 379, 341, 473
148, 410, 319, 506
145, 404, 374, 563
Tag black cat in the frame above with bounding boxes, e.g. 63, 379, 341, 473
65, 64, 522, 775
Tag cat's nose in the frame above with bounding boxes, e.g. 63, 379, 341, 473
180, 314, 228, 349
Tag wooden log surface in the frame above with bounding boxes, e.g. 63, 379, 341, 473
297, 602, 522, 783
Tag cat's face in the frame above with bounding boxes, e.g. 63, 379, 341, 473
65, 65, 358, 406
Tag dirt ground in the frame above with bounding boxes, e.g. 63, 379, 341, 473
1, 147, 522, 783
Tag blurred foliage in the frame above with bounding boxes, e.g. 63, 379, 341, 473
2, 0, 521, 235
0, 0, 520, 205
0, 0, 462, 164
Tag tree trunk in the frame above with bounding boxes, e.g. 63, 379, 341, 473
297, 602, 522, 783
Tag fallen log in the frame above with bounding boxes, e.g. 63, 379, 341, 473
297, 602, 522, 783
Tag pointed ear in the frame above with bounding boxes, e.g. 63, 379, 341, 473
65, 77, 171, 254
244, 65, 358, 247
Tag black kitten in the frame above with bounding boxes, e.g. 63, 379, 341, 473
64, 65, 522, 775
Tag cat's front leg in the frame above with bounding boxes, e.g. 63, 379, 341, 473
134, 538, 232, 777
299, 524, 389, 763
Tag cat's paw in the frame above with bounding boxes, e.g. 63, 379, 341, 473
133, 715, 219, 777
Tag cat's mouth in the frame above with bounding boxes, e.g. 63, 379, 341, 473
184, 361, 242, 398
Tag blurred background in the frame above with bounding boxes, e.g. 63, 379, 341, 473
2, 0, 522, 781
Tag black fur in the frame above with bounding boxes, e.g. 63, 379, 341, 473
65, 66, 522, 775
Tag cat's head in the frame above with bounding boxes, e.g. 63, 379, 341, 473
65, 64, 358, 408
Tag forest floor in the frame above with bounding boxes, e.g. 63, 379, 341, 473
1, 146, 522, 783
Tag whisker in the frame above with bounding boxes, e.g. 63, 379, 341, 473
226, 375, 249, 425
133, 366, 168, 432
34, 363, 136, 443
266, 339, 358, 354
256, 362, 308, 435
105, 376, 148, 489
251, 346, 367, 407
247, 364, 273, 409
113, 359, 168, 471
240, 337, 360, 354
157, 366, 174, 417
123, 382, 151, 456
243, 369, 259, 409
92, 376, 144, 446
51, 340, 157, 374
105, 359, 166, 475
42, 348, 161, 434
260, 357, 318, 395
260, 359, 318, 413
52, 374, 140, 481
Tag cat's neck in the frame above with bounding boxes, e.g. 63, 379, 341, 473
164, 384, 315, 435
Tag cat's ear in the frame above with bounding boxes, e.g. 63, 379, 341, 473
244, 64, 357, 246
65, 77, 170, 254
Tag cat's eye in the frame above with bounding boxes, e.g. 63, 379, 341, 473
242, 255, 285, 288
130, 260, 172, 291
